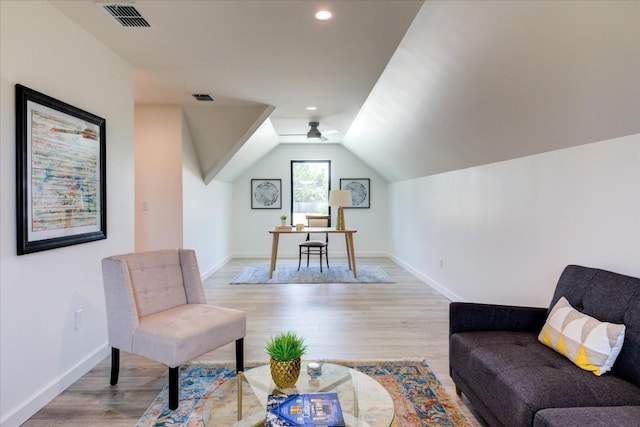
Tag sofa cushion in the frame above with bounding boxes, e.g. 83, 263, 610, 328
538, 297, 626, 375
616, 296, 640, 386
550, 265, 640, 387
581, 269, 640, 324
450, 330, 640, 427
533, 406, 640, 427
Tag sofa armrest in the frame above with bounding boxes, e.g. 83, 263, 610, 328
450, 302, 548, 336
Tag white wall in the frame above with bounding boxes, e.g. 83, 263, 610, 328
0, 2, 135, 426
390, 134, 640, 307
136, 106, 234, 274
135, 105, 183, 251
232, 143, 388, 258
182, 112, 234, 276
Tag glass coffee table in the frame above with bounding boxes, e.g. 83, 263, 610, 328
203, 361, 395, 427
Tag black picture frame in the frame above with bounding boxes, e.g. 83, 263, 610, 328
251, 178, 282, 209
16, 84, 107, 255
340, 178, 370, 208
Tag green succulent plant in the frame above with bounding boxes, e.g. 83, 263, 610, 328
280, 215, 288, 220
265, 331, 307, 362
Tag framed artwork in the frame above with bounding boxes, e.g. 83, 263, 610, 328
16, 84, 107, 255
340, 178, 370, 208
251, 179, 282, 209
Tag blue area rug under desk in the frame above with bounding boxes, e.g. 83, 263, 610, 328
230, 265, 394, 284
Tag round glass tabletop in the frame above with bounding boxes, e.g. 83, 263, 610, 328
203, 361, 395, 427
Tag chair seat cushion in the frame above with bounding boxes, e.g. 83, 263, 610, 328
299, 240, 326, 247
132, 304, 246, 367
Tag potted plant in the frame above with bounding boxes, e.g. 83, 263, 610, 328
265, 331, 307, 388
280, 214, 288, 226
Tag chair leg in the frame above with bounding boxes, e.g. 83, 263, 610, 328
325, 248, 329, 268
298, 247, 302, 271
236, 338, 245, 372
110, 347, 120, 385
169, 366, 179, 410
319, 251, 323, 272
306, 251, 310, 267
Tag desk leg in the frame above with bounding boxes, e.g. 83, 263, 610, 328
344, 234, 352, 271
347, 232, 357, 278
269, 233, 279, 279
269, 233, 280, 279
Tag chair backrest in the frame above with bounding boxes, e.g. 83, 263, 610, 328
305, 215, 331, 241
101, 248, 206, 351
306, 215, 330, 227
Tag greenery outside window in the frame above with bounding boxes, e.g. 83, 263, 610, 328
290, 160, 331, 225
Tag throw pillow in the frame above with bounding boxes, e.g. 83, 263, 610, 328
538, 296, 626, 375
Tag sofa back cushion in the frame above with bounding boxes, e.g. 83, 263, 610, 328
551, 265, 640, 387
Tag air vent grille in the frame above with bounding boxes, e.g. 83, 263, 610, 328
192, 94, 214, 102
102, 4, 151, 28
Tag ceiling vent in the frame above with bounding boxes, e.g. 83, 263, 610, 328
192, 94, 214, 102
102, 4, 151, 28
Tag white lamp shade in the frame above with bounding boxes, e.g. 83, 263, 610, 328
329, 189, 352, 207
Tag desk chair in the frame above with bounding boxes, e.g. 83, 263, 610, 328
101, 248, 246, 410
298, 215, 331, 272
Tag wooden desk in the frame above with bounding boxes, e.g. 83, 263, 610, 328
268, 227, 358, 279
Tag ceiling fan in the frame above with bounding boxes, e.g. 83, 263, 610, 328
279, 121, 338, 141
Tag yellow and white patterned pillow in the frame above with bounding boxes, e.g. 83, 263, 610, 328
538, 297, 626, 376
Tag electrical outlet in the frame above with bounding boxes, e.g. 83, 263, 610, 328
74, 309, 83, 330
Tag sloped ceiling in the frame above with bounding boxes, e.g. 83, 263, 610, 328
50, 1, 640, 183
49, 0, 423, 182
344, 0, 640, 181
182, 105, 274, 183
214, 118, 281, 183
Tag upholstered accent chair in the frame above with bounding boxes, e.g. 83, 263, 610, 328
101, 248, 246, 410
298, 215, 331, 272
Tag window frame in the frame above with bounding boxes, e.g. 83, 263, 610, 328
290, 160, 332, 225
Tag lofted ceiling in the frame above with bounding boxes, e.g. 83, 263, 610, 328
49, 0, 423, 181
344, 0, 640, 181
50, 1, 640, 183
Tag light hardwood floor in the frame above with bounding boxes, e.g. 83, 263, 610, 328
24, 257, 485, 426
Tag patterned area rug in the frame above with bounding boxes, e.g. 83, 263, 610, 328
136, 359, 470, 426
230, 265, 394, 284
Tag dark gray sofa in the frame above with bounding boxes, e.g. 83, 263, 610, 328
449, 265, 640, 427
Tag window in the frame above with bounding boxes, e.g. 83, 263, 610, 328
290, 160, 331, 225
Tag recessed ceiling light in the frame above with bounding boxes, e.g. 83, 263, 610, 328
306, 106, 317, 111
314, 10, 332, 21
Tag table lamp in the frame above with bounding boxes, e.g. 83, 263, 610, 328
329, 189, 352, 230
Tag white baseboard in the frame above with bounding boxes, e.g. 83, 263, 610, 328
1, 345, 110, 427
389, 255, 467, 302
200, 254, 232, 280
